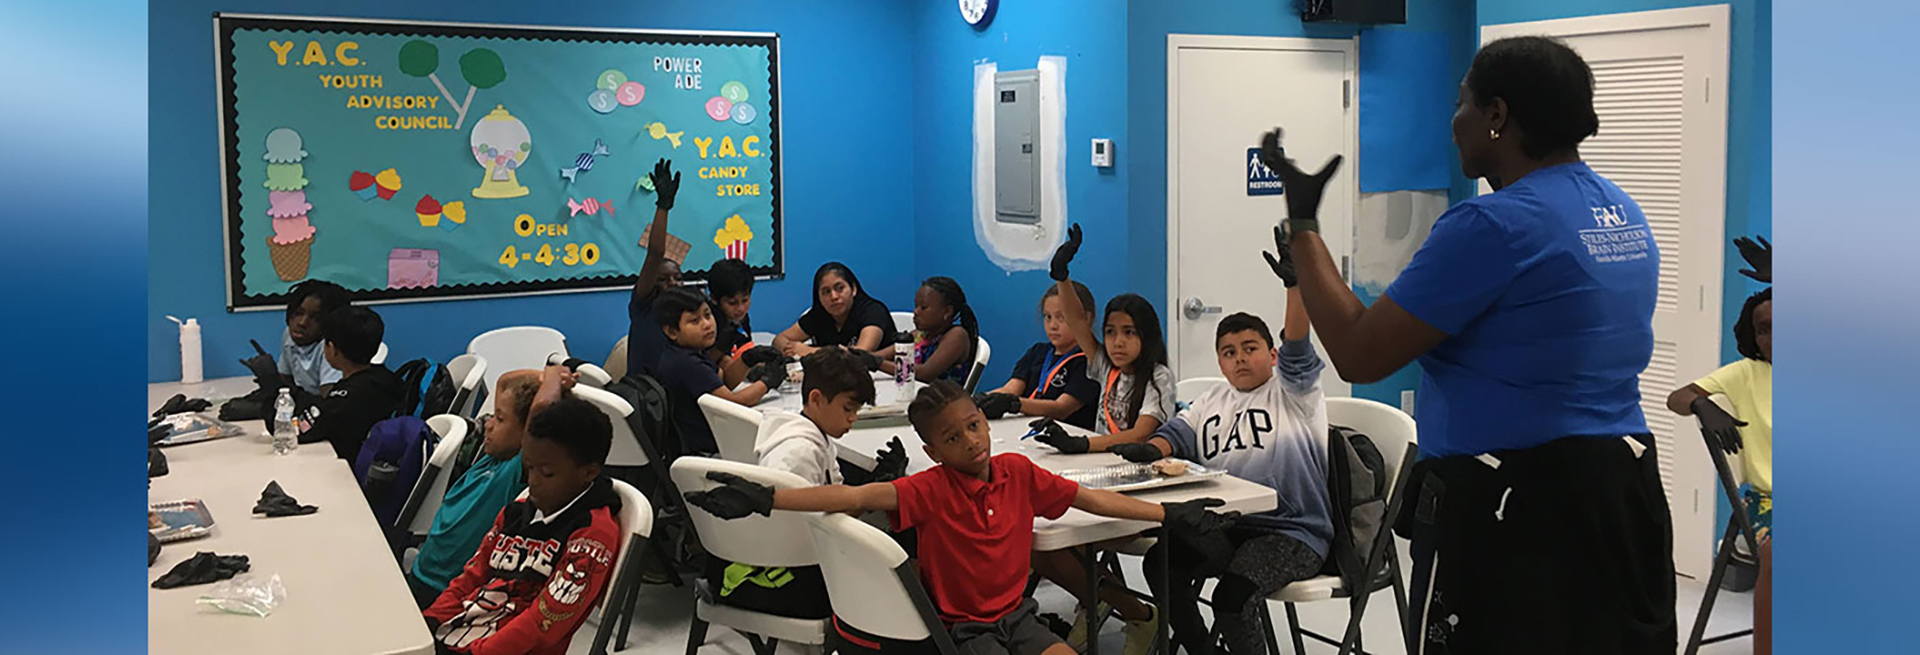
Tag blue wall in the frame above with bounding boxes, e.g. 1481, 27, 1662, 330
148, 0, 918, 382
909, 0, 1133, 387
1476, 0, 1772, 363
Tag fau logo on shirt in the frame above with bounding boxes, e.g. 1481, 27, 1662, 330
489, 535, 562, 578
1200, 408, 1274, 459
1590, 204, 1629, 228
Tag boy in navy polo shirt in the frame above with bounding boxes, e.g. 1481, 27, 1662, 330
686, 380, 1236, 655
654, 288, 790, 454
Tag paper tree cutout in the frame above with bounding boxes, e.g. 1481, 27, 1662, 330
399, 40, 507, 130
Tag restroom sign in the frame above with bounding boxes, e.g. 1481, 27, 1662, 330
1246, 147, 1284, 196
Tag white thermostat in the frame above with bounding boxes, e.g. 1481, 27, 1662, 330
1091, 138, 1113, 168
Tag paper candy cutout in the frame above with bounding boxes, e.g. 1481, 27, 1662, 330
560, 139, 609, 183
388, 248, 439, 289
263, 163, 308, 191
349, 170, 378, 200
644, 122, 683, 148
375, 168, 402, 200
270, 215, 316, 245
705, 96, 734, 121
263, 127, 308, 163
714, 214, 754, 260
635, 175, 654, 192
470, 105, 531, 199
617, 81, 645, 106
567, 197, 614, 217
638, 221, 692, 264
416, 194, 443, 227
440, 201, 466, 232
597, 69, 628, 90
720, 80, 750, 104
588, 89, 617, 114
731, 103, 757, 125
267, 190, 312, 218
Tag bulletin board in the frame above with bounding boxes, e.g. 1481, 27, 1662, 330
215, 14, 784, 310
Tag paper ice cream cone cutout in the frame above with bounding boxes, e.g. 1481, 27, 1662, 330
264, 128, 308, 164
264, 163, 308, 191
266, 235, 313, 281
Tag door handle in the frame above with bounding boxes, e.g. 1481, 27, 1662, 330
1182, 297, 1222, 321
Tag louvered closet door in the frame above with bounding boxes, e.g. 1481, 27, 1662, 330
1485, 7, 1729, 578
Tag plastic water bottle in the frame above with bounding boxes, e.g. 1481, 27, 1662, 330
894, 332, 916, 405
166, 316, 203, 384
272, 388, 298, 456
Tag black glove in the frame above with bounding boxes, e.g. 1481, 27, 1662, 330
974, 392, 1019, 420
650, 158, 682, 211
149, 532, 161, 567
239, 339, 279, 388
148, 447, 169, 478
1110, 442, 1164, 464
1691, 397, 1748, 456
1262, 225, 1298, 288
152, 394, 212, 419
1162, 497, 1238, 534
683, 471, 776, 519
872, 436, 910, 482
252, 481, 319, 517
1258, 128, 1343, 234
741, 346, 786, 368
1050, 224, 1082, 282
852, 347, 886, 372
151, 552, 251, 589
1031, 418, 1088, 454
747, 361, 789, 388
1734, 235, 1771, 284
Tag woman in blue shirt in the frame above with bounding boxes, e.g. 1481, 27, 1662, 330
1263, 36, 1675, 653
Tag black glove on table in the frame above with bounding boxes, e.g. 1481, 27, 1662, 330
252, 481, 318, 517
684, 471, 776, 519
974, 392, 1019, 420
747, 361, 789, 388
1110, 442, 1164, 464
1031, 418, 1088, 454
152, 394, 212, 419
740, 346, 786, 368
152, 552, 251, 589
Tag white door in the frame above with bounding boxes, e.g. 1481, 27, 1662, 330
1484, 5, 1729, 578
1167, 35, 1355, 397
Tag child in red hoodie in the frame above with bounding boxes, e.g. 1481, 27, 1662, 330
424, 397, 622, 655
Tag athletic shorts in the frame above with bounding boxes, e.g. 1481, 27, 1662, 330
1399, 434, 1677, 654
829, 599, 1062, 655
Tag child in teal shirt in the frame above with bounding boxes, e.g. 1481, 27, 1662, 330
405, 366, 572, 607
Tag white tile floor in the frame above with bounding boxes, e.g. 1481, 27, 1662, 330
570, 558, 1758, 655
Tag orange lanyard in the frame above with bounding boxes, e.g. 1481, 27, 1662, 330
1028, 351, 1086, 399
1101, 367, 1124, 434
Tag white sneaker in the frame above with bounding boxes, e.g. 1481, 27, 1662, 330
1121, 606, 1161, 655
1066, 601, 1111, 651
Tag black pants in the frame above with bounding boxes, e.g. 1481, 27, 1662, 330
1401, 435, 1676, 654
1146, 526, 1324, 655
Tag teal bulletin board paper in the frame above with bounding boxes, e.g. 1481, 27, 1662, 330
218, 15, 782, 308
1357, 29, 1453, 194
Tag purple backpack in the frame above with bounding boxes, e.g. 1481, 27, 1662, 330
353, 415, 435, 534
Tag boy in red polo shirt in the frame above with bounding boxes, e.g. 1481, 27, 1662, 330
686, 380, 1235, 655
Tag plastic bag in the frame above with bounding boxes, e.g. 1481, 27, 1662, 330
195, 573, 286, 617
154, 413, 243, 446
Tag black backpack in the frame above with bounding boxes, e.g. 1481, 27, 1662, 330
394, 357, 457, 419
1322, 424, 1390, 589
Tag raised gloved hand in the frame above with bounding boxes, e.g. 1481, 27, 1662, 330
650, 158, 682, 211
683, 471, 776, 519
1258, 128, 1343, 234
747, 361, 789, 389
1109, 442, 1164, 464
239, 339, 279, 388
873, 436, 910, 482
1031, 418, 1088, 454
974, 392, 1020, 420
1050, 224, 1083, 282
1691, 397, 1748, 456
1262, 225, 1298, 288
1162, 497, 1238, 534
1734, 235, 1771, 284
740, 346, 786, 368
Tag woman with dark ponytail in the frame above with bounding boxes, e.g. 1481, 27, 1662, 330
905, 276, 980, 386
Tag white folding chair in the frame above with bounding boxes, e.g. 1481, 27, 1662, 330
890, 312, 915, 338
555, 479, 652, 655
371, 342, 390, 366
604, 335, 630, 382
575, 386, 649, 470
1253, 397, 1419, 655
394, 415, 470, 567
549, 352, 614, 389
1685, 395, 1761, 654
674, 458, 830, 655
699, 394, 765, 464
808, 513, 960, 655
961, 338, 992, 393
467, 326, 569, 414
1175, 377, 1227, 403
445, 354, 489, 419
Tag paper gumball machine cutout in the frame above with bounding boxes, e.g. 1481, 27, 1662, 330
470, 105, 532, 199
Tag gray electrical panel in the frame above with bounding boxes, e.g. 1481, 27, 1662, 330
994, 69, 1041, 224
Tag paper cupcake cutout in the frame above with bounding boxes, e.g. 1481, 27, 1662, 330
375, 168, 402, 200
349, 170, 378, 200
415, 194, 443, 227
